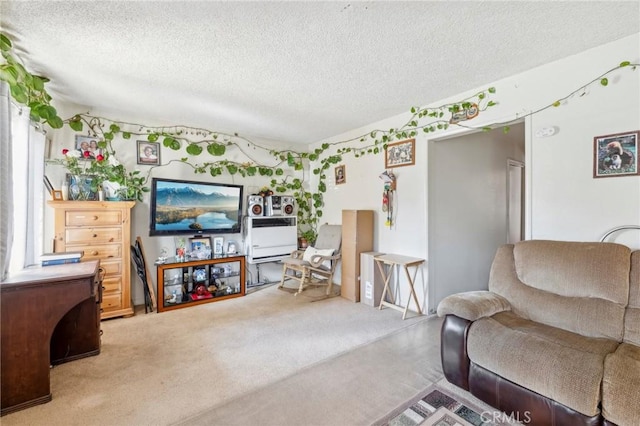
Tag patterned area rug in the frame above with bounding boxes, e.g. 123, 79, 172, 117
375, 381, 514, 426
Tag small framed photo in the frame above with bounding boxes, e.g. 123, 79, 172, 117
52, 190, 64, 201
213, 237, 224, 255
137, 140, 161, 165
593, 131, 639, 178
75, 135, 102, 160
385, 138, 415, 168
226, 241, 238, 254
335, 165, 346, 185
189, 237, 212, 252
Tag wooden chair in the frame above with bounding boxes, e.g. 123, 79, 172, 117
130, 236, 157, 313
279, 224, 342, 296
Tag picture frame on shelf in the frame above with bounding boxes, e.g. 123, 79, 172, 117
52, 190, 64, 201
75, 135, 102, 160
213, 237, 224, 255
385, 138, 415, 168
593, 130, 638, 178
226, 241, 238, 254
137, 140, 161, 165
189, 236, 212, 253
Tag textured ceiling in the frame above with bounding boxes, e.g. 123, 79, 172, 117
1, 1, 639, 145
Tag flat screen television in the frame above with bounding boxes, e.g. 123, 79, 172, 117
149, 177, 243, 236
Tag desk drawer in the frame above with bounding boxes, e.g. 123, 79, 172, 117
67, 244, 121, 260
66, 210, 122, 226
66, 228, 122, 244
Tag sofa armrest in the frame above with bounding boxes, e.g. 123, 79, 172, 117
437, 291, 511, 321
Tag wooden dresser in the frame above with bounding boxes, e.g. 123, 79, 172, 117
49, 200, 135, 319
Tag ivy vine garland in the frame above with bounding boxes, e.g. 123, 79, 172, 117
1, 32, 637, 241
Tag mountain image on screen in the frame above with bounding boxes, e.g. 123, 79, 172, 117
155, 186, 240, 231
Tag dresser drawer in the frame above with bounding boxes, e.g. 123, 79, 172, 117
100, 260, 122, 276
102, 276, 122, 294
66, 210, 123, 226
66, 228, 122, 244
68, 244, 121, 260
101, 293, 122, 312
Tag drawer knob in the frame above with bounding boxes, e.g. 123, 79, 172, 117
93, 216, 98, 220
91, 250, 99, 255
93, 234, 98, 238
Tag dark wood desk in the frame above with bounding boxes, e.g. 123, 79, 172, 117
0, 261, 102, 416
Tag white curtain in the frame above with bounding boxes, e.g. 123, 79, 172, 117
1, 82, 46, 278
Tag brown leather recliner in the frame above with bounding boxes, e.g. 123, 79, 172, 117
437, 240, 640, 426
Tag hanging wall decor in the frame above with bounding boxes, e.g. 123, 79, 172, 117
385, 139, 415, 168
593, 130, 638, 178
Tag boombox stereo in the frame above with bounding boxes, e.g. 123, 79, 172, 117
264, 195, 295, 216
247, 195, 264, 217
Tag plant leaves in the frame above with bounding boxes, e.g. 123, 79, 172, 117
186, 143, 203, 155
600, 78, 608, 86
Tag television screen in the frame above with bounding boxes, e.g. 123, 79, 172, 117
149, 178, 243, 236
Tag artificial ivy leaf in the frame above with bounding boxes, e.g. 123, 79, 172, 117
103, 132, 114, 141
170, 140, 181, 150
321, 143, 329, 150
0, 67, 17, 85
410, 107, 416, 113
68, 119, 83, 131
207, 143, 226, 156
309, 153, 318, 161
294, 162, 303, 171
9, 83, 27, 103
148, 133, 159, 142
122, 132, 131, 139
0, 33, 12, 51
620, 61, 631, 67
97, 140, 107, 149
246, 166, 257, 176
47, 115, 64, 129
32, 75, 44, 91
600, 78, 608, 86
488, 87, 496, 93
287, 152, 295, 166
110, 124, 121, 133
186, 143, 203, 155
552, 100, 561, 107
487, 101, 496, 107
503, 126, 510, 134
226, 164, 238, 175
163, 137, 174, 147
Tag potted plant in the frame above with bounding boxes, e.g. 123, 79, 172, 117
298, 228, 317, 249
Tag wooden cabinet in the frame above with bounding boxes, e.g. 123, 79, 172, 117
49, 201, 135, 319
156, 255, 246, 312
341, 210, 374, 302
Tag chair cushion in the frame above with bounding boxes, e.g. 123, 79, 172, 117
303, 246, 334, 269
467, 311, 619, 417
602, 343, 640, 426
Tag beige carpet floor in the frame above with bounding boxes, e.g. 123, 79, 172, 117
2, 283, 433, 426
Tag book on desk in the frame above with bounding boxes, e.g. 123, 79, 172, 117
40, 251, 84, 266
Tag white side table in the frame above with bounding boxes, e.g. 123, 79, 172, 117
374, 254, 425, 319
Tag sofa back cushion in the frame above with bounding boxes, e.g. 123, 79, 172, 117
624, 250, 640, 345
489, 240, 631, 340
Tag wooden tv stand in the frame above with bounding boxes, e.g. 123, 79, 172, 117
156, 255, 246, 312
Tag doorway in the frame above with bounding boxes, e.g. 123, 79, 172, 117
427, 123, 525, 313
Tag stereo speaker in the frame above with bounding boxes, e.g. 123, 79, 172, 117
247, 195, 264, 216
281, 196, 295, 216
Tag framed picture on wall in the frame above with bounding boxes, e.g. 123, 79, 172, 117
593, 131, 638, 178
137, 140, 161, 165
335, 165, 346, 185
75, 135, 102, 159
385, 138, 415, 168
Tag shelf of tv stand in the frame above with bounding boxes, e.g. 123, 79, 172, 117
156, 254, 246, 313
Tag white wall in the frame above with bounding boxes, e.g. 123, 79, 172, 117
313, 33, 640, 312
43, 33, 640, 308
